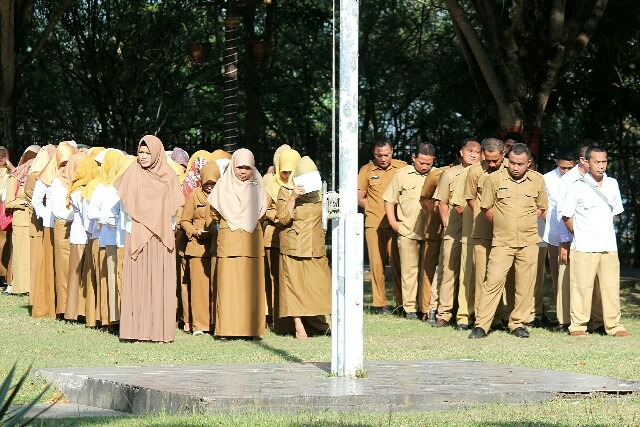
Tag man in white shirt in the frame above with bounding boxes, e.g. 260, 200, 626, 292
562, 146, 629, 337
541, 150, 576, 327
555, 142, 603, 332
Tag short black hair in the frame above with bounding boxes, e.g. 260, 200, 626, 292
556, 149, 577, 162
373, 137, 392, 150
503, 132, 525, 145
577, 139, 597, 158
509, 143, 531, 159
416, 142, 436, 157
585, 146, 607, 160
481, 138, 504, 153
460, 137, 479, 150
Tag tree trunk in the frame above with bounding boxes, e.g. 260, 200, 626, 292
222, 2, 240, 153
0, 0, 15, 154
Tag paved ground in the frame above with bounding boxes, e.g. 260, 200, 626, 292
34, 359, 640, 416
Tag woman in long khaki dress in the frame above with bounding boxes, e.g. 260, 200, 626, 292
276, 156, 331, 339
180, 162, 220, 335
263, 147, 300, 332
0, 146, 13, 285
30, 146, 57, 318
115, 135, 184, 342
4, 149, 39, 295
25, 146, 56, 308
65, 155, 98, 320
208, 148, 267, 340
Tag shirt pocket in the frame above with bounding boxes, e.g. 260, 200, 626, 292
496, 189, 511, 200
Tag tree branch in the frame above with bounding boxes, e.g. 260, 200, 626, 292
548, 0, 566, 42
444, 0, 511, 113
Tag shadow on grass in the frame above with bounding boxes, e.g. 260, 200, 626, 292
251, 339, 305, 364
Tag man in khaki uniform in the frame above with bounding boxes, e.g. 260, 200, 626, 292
470, 143, 547, 339
450, 164, 475, 329
464, 138, 506, 327
358, 138, 407, 314
432, 139, 481, 328
384, 143, 435, 319
418, 166, 448, 322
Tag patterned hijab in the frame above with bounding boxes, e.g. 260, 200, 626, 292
182, 153, 210, 199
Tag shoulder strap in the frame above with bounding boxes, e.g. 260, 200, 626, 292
578, 177, 613, 212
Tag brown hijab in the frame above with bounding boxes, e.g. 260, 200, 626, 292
115, 135, 185, 259
58, 152, 88, 189
207, 148, 267, 233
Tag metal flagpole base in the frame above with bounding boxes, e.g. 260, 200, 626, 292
331, 213, 364, 377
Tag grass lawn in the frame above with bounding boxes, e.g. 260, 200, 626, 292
2, 269, 639, 425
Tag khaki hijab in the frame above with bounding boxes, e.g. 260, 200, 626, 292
58, 152, 87, 189
207, 148, 267, 233
291, 156, 322, 203
115, 135, 185, 259
265, 149, 300, 201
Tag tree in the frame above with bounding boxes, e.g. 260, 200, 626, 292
0, 0, 74, 157
445, 0, 609, 153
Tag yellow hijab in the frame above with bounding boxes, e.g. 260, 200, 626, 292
265, 149, 300, 201
68, 157, 99, 206
292, 156, 322, 203
99, 150, 124, 186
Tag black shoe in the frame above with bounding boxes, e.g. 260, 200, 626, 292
426, 310, 437, 325
214, 336, 229, 341
540, 315, 555, 327
468, 327, 487, 339
490, 321, 507, 332
555, 324, 570, 333
370, 306, 389, 315
591, 325, 606, 335
510, 327, 530, 338
456, 324, 469, 331
405, 312, 418, 320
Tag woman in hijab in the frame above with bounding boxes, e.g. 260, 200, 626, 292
49, 143, 80, 316
210, 149, 232, 176
65, 154, 98, 321
263, 147, 300, 332
177, 150, 211, 331
88, 150, 124, 328
276, 157, 331, 340
31, 145, 58, 318
3, 146, 40, 294
208, 148, 267, 340
0, 146, 13, 286
180, 161, 220, 335
115, 135, 184, 342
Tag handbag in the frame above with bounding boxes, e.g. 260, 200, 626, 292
0, 178, 21, 232
0, 201, 12, 231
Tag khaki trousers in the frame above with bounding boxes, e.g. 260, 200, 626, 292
31, 227, 55, 319
556, 249, 603, 328
569, 250, 624, 335
530, 246, 547, 320
265, 247, 279, 318
418, 238, 441, 313
11, 225, 30, 294
53, 220, 71, 314
64, 243, 86, 320
436, 238, 461, 322
177, 254, 189, 327
475, 245, 538, 332
189, 256, 213, 332
397, 235, 422, 314
473, 238, 507, 326
365, 227, 402, 308
456, 239, 475, 325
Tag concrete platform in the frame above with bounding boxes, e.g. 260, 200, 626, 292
35, 360, 640, 415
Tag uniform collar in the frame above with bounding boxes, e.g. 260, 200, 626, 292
371, 161, 398, 172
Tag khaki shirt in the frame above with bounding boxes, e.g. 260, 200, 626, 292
421, 166, 449, 241
358, 159, 407, 229
216, 216, 265, 258
434, 164, 464, 241
480, 168, 548, 247
383, 165, 428, 240
451, 166, 474, 243
276, 187, 326, 258
263, 194, 283, 248
464, 160, 506, 241
180, 189, 217, 257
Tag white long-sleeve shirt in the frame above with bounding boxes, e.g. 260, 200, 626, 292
69, 190, 89, 245
542, 167, 563, 246
50, 177, 73, 222
88, 184, 119, 247
32, 180, 55, 228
